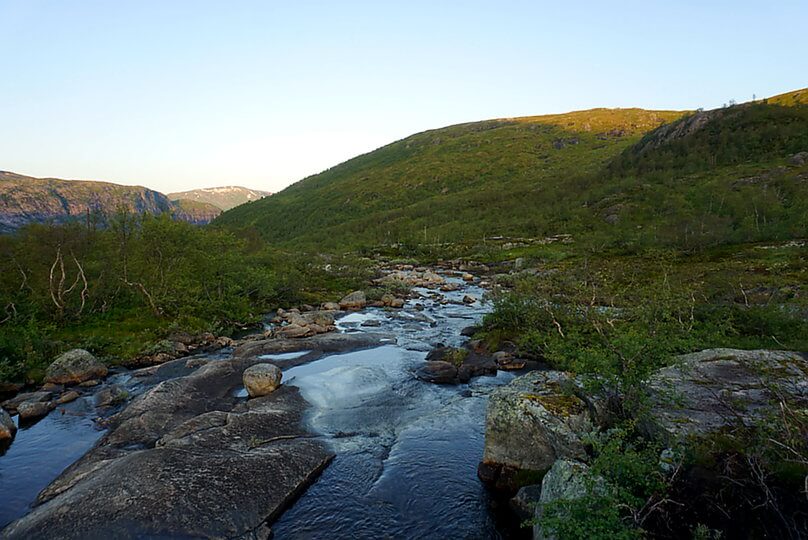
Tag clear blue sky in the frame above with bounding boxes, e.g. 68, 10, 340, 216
1, 1, 806, 193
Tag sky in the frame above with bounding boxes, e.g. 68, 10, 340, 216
1, 1, 806, 194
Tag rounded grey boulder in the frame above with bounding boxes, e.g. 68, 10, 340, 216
243, 364, 283, 397
339, 290, 367, 310
44, 349, 108, 385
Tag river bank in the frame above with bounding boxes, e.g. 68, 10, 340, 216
1, 268, 533, 538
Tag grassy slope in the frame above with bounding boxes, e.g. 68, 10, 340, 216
215, 109, 684, 246
217, 90, 808, 251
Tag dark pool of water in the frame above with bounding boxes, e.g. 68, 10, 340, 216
0, 395, 103, 528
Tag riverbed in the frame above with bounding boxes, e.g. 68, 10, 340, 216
1, 274, 523, 538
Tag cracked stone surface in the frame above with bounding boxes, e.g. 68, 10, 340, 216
647, 348, 808, 442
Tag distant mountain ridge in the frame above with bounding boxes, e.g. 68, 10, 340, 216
167, 186, 271, 211
0, 172, 262, 232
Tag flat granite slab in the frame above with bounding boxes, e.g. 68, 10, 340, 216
2, 356, 334, 539
232, 331, 395, 360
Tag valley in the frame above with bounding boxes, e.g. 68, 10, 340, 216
1, 88, 807, 539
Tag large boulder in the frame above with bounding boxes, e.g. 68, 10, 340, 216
44, 349, 107, 385
243, 364, 283, 397
479, 371, 598, 490
646, 349, 808, 443
339, 290, 367, 310
415, 361, 458, 384
17, 400, 53, 421
0, 409, 16, 441
533, 460, 605, 540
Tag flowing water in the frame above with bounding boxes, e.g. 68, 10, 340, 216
271, 279, 519, 539
0, 275, 522, 537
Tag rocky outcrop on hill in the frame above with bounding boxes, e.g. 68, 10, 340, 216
0, 171, 174, 232
629, 109, 724, 155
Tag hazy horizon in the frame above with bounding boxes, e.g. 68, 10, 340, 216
2, 0, 806, 194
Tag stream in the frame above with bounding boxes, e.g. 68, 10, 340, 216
1, 275, 522, 538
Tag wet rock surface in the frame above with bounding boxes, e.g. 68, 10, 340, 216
416, 360, 459, 383
2, 391, 52, 415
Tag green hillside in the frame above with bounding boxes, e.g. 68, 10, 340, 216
216, 90, 808, 250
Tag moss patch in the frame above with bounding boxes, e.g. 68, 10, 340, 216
525, 393, 587, 416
